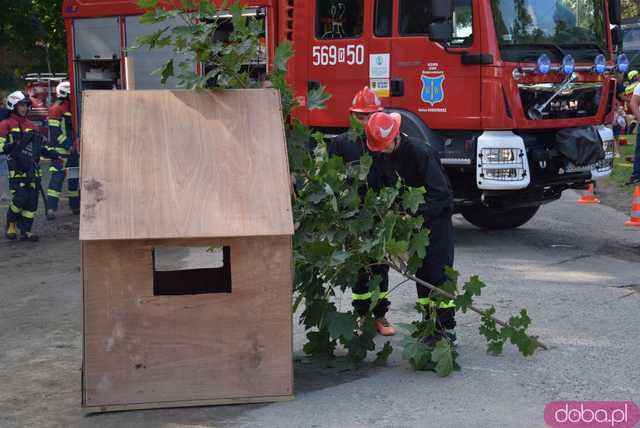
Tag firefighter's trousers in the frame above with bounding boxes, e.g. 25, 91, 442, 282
6, 179, 38, 233
352, 264, 390, 319
416, 213, 456, 331
47, 153, 79, 211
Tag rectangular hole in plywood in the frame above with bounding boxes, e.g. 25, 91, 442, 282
153, 246, 231, 295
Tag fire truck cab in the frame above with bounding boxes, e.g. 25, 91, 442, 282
63, 0, 626, 229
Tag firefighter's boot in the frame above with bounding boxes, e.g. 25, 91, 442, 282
20, 232, 39, 242
5, 222, 17, 240
374, 317, 396, 336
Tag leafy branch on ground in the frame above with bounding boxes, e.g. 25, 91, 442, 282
138, 0, 544, 376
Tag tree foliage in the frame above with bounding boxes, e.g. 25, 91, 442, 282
0, 0, 67, 88
622, 0, 640, 19
138, 0, 544, 376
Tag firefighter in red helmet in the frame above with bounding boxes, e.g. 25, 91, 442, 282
328, 87, 398, 336
365, 111, 457, 346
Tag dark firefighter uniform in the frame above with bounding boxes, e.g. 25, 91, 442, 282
329, 132, 398, 318
0, 113, 59, 239
375, 133, 456, 332
47, 100, 79, 213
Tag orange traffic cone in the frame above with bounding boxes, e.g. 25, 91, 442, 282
625, 185, 640, 227
578, 183, 600, 204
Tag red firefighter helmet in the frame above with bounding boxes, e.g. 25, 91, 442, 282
350, 86, 383, 113
365, 112, 402, 152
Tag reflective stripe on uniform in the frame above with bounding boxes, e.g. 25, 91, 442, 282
418, 297, 456, 309
21, 210, 35, 219
49, 165, 60, 173
10, 128, 20, 132
9, 203, 21, 214
10, 171, 28, 178
63, 112, 71, 116
55, 147, 70, 155
57, 135, 67, 144
48, 119, 61, 127
68, 190, 79, 197
48, 189, 61, 198
379, 291, 389, 300
352, 292, 372, 301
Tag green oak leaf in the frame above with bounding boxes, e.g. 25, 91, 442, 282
408, 229, 429, 259
327, 311, 356, 341
401, 187, 426, 214
308, 85, 332, 110
386, 239, 409, 257
463, 275, 486, 297
431, 338, 455, 377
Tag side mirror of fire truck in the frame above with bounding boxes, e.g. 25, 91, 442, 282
427, 0, 454, 43
429, 22, 454, 43
608, 0, 621, 26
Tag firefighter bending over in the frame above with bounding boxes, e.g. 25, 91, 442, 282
365, 112, 457, 346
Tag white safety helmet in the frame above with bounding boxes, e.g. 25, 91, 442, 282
56, 81, 71, 98
5, 91, 31, 111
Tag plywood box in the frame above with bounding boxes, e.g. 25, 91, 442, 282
80, 90, 294, 412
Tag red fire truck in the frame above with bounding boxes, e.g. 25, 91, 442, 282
62, 0, 627, 229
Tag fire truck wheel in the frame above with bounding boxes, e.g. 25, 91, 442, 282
460, 205, 540, 230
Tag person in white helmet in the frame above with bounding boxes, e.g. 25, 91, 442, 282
46, 81, 79, 218
0, 90, 59, 241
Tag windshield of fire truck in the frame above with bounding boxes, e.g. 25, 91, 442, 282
491, 0, 606, 62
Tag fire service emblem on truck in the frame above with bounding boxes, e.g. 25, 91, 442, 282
420, 72, 445, 106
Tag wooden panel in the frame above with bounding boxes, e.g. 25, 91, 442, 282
79, 89, 293, 241
82, 236, 293, 407
84, 394, 294, 414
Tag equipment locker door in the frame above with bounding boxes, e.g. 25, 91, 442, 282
389, 0, 482, 131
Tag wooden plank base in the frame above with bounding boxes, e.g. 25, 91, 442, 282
83, 394, 294, 414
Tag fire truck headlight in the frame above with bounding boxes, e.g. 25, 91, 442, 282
482, 148, 518, 163
594, 54, 606, 74
476, 132, 531, 190
562, 54, 575, 75
537, 54, 551, 75
483, 168, 523, 180
617, 53, 630, 74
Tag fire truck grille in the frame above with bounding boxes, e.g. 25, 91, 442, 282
518, 82, 604, 120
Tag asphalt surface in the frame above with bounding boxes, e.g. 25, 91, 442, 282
1, 190, 639, 428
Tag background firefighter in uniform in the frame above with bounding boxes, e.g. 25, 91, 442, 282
329, 87, 398, 336
0, 91, 59, 241
46, 81, 79, 217
365, 112, 456, 344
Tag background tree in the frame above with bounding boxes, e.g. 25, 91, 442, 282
0, 0, 67, 92
623, 0, 640, 19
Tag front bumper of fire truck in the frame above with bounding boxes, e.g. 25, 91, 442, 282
475, 127, 613, 190
467, 127, 614, 209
